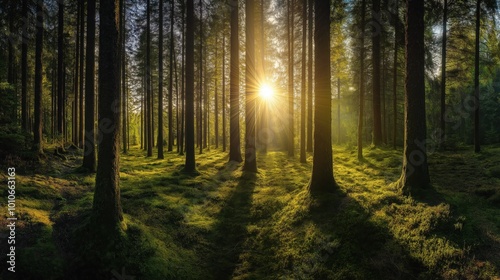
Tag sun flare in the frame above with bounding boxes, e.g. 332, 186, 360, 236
259, 84, 274, 101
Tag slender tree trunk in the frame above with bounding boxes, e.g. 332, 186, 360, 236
308, 0, 337, 193
337, 77, 341, 144
229, 0, 242, 162
397, 0, 430, 195
440, 0, 447, 149
222, 32, 227, 152
79, 0, 85, 148
199, 0, 203, 154
33, 0, 44, 155
180, 1, 185, 155
146, 0, 153, 156
158, 0, 165, 159
215, 37, 219, 149
244, 0, 257, 172
184, 0, 196, 172
287, 0, 295, 157
300, 0, 307, 163
357, 0, 366, 160
168, 0, 175, 152
22, 0, 29, 133
74, 1, 80, 145
474, 0, 481, 153
260, 0, 267, 153
372, 0, 382, 146
121, 0, 127, 154
203, 41, 208, 150
392, 0, 399, 149
83, 0, 96, 172
92, 0, 124, 235
307, 0, 313, 152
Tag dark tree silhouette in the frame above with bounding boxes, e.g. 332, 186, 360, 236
57, 0, 64, 136
307, 0, 313, 152
21, 0, 28, 132
300, 0, 307, 163
229, 0, 242, 163
168, 0, 175, 152
244, 0, 257, 172
158, 0, 164, 159
372, 0, 382, 146
92, 0, 124, 234
33, 0, 44, 155
183, 0, 196, 172
82, 0, 96, 172
396, 0, 430, 195
308, 0, 338, 193
357, 0, 366, 160
440, 0, 447, 149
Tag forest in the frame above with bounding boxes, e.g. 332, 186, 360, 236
1, 0, 500, 279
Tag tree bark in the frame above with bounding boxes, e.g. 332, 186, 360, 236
372, 0, 382, 146
307, 0, 313, 153
168, 0, 174, 152
22, 0, 29, 132
229, 0, 242, 163
287, 0, 295, 157
92, 0, 124, 235
146, 0, 153, 157
440, 0, 447, 149
78, 0, 85, 148
397, 0, 430, 195
308, 0, 337, 193
183, 0, 196, 172
357, 0, 366, 160
244, 0, 257, 172
392, 0, 398, 149
83, 0, 96, 172
158, 0, 165, 159
300, 0, 307, 163
222, 32, 227, 152
474, 0, 481, 153
33, 0, 44, 155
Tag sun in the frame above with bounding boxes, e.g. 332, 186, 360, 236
259, 84, 274, 101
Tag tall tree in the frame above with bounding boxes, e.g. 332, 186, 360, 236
199, 0, 204, 154
92, 0, 124, 235
215, 36, 219, 149
396, 0, 430, 195
184, 0, 196, 172
73, 0, 81, 145
57, 0, 64, 136
180, 0, 186, 156
78, 0, 85, 148
473, 0, 481, 153
357, 0, 366, 160
287, 0, 295, 157
307, 0, 313, 152
222, 32, 227, 152
229, 0, 242, 163
21, 0, 28, 132
82, 0, 96, 172
121, 0, 127, 154
372, 0, 382, 146
308, 0, 337, 193
168, 0, 175, 152
300, 0, 307, 163
33, 0, 44, 155
440, 0, 447, 149
158, 0, 165, 159
244, 0, 257, 172
392, 0, 399, 149
146, 0, 153, 157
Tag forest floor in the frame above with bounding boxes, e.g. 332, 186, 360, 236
1, 144, 500, 279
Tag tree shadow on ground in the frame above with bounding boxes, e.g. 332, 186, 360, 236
209, 171, 257, 279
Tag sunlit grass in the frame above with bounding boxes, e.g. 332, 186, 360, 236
1, 144, 499, 278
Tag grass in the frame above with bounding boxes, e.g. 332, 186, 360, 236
1, 144, 500, 279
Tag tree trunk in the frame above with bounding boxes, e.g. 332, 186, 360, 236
146, 0, 153, 157
244, 0, 257, 172
392, 0, 398, 149
229, 0, 243, 163
184, 0, 196, 172
199, 0, 204, 154
300, 0, 307, 163
22, 0, 28, 132
287, 0, 295, 157
372, 0, 382, 146
92, 0, 124, 235
215, 37, 219, 149
397, 0, 430, 195
83, 0, 96, 172
180, 1, 185, 156
78, 0, 85, 148
474, 0, 481, 153
357, 0, 366, 160
222, 32, 227, 152
307, 0, 313, 153
33, 0, 44, 155
440, 0, 447, 149
121, 0, 127, 154
74, 1, 80, 145
158, 0, 165, 159
168, 0, 174, 152
308, 0, 337, 193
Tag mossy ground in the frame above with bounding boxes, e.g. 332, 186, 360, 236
1, 144, 500, 279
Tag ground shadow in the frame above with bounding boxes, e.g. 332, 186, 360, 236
209, 171, 257, 279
